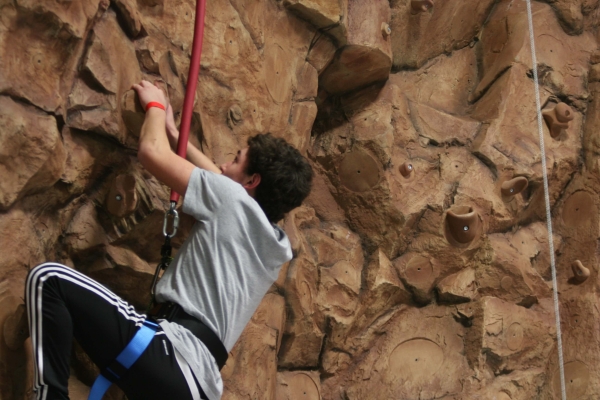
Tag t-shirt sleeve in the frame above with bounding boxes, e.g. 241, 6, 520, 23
182, 168, 246, 221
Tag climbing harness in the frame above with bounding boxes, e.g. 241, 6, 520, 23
151, 302, 228, 370
88, 320, 159, 400
524, 1, 566, 399
88, 0, 208, 397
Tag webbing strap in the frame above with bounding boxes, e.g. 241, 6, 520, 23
88, 320, 159, 400
524, 2, 566, 399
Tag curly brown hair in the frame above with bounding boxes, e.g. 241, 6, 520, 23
245, 134, 313, 223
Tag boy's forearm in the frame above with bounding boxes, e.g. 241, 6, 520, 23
167, 125, 221, 174
139, 109, 170, 161
185, 142, 221, 173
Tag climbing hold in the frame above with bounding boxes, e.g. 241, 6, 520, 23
571, 260, 590, 283
405, 255, 433, 285
381, 22, 392, 38
105, 174, 138, 218
224, 28, 239, 58
501, 176, 528, 197
542, 102, 574, 138
500, 276, 514, 291
338, 149, 381, 192
227, 104, 243, 129
444, 206, 481, 245
552, 361, 590, 399
265, 42, 291, 103
411, 0, 434, 13
122, 89, 145, 137
562, 191, 594, 229
399, 162, 414, 178
505, 322, 524, 351
278, 371, 321, 399
386, 339, 443, 386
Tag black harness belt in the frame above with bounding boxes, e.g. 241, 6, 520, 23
150, 302, 228, 370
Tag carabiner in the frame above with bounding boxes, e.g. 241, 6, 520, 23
162, 201, 179, 239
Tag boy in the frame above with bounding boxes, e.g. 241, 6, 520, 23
26, 80, 313, 399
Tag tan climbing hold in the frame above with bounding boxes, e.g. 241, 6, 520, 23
495, 393, 511, 400
571, 260, 590, 283
542, 102, 574, 138
3, 303, 28, 351
501, 176, 528, 197
381, 22, 391, 38
265, 41, 291, 104
386, 338, 444, 386
224, 28, 239, 58
562, 191, 594, 229
122, 89, 145, 138
285, 372, 320, 399
277, 371, 321, 400
227, 104, 243, 129
338, 149, 381, 192
105, 174, 138, 218
444, 206, 481, 245
405, 255, 433, 285
552, 361, 590, 399
411, 0, 434, 13
401, 255, 436, 304
500, 276, 513, 291
505, 322, 524, 351
399, 161, 414, 178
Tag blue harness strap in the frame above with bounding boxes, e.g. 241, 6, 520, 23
88, 319, 159, 400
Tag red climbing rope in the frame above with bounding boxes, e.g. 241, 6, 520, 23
151, 0, 208, 301
170, 0, 207, 203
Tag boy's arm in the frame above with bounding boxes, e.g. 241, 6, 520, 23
133, 80, 196, 197
165, 103, 221, 174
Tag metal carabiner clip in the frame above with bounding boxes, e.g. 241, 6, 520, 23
162, 201, 180, 239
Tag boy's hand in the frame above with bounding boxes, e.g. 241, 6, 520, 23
131, 80, 167, 110
166, 103, 180, 149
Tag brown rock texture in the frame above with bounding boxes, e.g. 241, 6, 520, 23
1, 0, 600, 399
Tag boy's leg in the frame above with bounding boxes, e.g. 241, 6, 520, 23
119, 335, 208, 400
25, 262, 203, 400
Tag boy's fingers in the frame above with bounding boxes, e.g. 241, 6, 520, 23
154, 80, 168, 100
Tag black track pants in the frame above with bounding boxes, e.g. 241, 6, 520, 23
25, 263, 207, 400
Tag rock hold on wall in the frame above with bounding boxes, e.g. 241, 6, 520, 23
1, 0, 600, 398
316, 0, 392, 96
0, 97, 66, 211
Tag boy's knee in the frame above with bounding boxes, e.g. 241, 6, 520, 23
26, 263, 70, 284
26, 263, 72, 305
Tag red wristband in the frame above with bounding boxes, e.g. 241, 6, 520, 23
145, 101, 165, 112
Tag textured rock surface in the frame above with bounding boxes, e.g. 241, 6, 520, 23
1, 0, 600, 399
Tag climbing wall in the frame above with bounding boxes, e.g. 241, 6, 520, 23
0, 0, 599, 399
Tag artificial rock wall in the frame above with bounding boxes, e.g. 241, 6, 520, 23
0, 0, 600, 399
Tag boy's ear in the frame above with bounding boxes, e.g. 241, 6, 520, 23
243, 173, 261, 190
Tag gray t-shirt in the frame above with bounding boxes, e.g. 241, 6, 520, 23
155, 168, 292, 400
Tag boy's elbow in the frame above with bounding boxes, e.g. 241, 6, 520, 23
138, 144, 161, 173
137, 144, 151, 168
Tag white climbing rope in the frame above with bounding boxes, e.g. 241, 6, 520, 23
524, 1, 567, 399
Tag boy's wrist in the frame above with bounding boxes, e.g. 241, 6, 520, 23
145, 101, 166, 112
